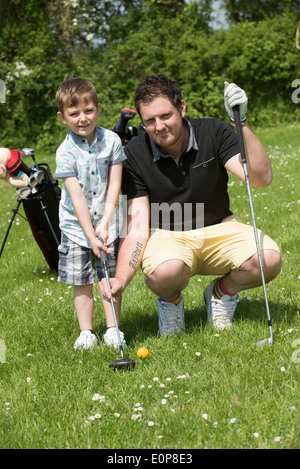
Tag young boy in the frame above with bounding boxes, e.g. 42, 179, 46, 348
55, 77, 127, 350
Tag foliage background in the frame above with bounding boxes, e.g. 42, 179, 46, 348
0, 0, 299, 151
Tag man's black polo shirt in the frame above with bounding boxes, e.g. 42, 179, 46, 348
122, 118, 240, 230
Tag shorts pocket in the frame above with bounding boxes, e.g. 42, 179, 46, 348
58, 244, 69, 255
57, 244, 70, 281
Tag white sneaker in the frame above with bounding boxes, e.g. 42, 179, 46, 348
157, 297, 185, 337
203, 278, 239, 330
104, 327, 127, 349
74, 330, 98, 350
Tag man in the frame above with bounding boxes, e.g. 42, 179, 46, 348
100, 75, 281, 336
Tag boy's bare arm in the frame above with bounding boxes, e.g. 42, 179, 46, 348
63, 176, 105, 256
95, 162, 122, 244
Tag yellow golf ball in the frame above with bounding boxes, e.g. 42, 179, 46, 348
137, 347, 149, 360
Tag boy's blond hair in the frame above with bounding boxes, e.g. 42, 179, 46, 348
56, 77, 99, 114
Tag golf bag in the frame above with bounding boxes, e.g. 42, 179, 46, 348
21, 163, 61, 271
113, 108, 145, 146
0, 159, 61, 272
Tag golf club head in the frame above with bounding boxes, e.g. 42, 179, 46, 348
253, 337, 273, 348
109, 358, 136, 371
22, 148, 35, 158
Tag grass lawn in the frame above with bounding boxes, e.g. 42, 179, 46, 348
0, 123, 299, 449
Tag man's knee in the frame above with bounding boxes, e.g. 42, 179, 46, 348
264, 249, 282, 281
145, 260, 190, 296
242, 249, 282, 283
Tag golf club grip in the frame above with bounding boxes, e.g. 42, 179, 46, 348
100, 249, 107, 264
233, 106, 247, 165
97, 236, 107, 264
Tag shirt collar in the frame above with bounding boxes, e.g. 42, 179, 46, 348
149, 119, 198, 162
68, 126, 104, 146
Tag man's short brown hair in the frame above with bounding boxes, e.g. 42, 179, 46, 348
134, 75, 183, 116
56, 77, 99, 114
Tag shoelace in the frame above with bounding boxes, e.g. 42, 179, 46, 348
76, 331, 95, 347
105, 328, 125, 345
211, 295, 239, 320
159, 300, 183, 330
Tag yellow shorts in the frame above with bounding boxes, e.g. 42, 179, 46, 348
142, 215, 280, 277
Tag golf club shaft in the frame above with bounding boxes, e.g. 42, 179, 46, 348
233, 106, 273, 345
39, 198, 60, 246
100, 249, 124, 358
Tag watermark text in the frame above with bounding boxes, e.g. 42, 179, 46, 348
0, 80, 6, 103
291, 79, 300, 104
0, 339, 6, 363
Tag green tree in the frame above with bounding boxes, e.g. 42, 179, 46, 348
0, 0, 74, 147
211, 12, 300, 124
0, 0, 298, 151
87, 0, 213, 128
0, 0, 151, 147
221, 0, 299, 24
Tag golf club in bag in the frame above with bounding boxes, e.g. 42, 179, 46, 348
233, 106, 273, 347
0, 148, 61, 272
100, 248, 135, 370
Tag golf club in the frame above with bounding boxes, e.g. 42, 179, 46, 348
233, 106, 273, 347
22, 147, 39, 169
100, 248, 135, 370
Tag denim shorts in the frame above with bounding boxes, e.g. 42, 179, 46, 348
57, 233, 119, 285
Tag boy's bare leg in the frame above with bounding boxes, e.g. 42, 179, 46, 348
101, 295, 121, 328
101, 288, 125, 348
74, 284, 94, 330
